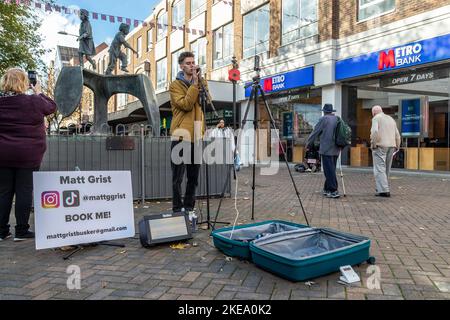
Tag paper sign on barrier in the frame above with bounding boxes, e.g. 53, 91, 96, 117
33, 171, 135, 250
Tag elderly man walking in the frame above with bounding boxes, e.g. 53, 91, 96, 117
370, 105, 401, 198
307, 104, 341, 199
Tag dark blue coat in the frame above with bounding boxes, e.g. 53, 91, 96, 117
306, 114, 340, 156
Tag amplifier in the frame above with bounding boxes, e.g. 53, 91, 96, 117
139, 212, 192, 248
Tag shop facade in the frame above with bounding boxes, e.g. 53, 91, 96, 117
239, 66, 322, 164
336, 33, 450, 171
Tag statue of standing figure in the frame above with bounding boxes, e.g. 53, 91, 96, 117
78, 9, 97, 70
105, 23, 138, 75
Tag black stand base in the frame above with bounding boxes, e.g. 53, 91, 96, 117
62, 241, 125, 260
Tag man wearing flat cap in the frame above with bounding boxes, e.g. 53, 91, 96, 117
306, 104, 341, 199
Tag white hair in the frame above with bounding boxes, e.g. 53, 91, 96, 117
372, 105, 383, 116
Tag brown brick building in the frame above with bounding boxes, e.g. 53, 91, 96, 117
90, 0, 450, 171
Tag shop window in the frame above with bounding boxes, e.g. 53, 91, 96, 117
243, 4, 270, 59
213, 22, 234, 69
137, 36, 142, 58
157, 11, 168, 41
147, 29, 153, 52
191, 37, 207, 72
191, 0, 206, 18
171, 50, 183, 81
116, 94, 128, 111
172, 0, 185, 28
358, 0, 395, 21
156, 58, 167, 91
282, 0, 318, 45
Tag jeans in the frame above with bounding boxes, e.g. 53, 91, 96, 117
321, 155, 339, 193
171, 141, 200, 212
0, 167, 38, 237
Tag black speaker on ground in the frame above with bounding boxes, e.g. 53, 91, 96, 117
139, 212, 192, 248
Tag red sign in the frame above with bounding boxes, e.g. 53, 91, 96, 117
263, 78, 272, 92
378, 50, 396, 70
228, 69, 241, 82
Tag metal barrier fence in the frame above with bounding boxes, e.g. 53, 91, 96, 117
41, 125, 231, 201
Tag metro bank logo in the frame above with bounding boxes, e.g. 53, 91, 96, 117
263, 75, 286, 92
378, 43, 423, 70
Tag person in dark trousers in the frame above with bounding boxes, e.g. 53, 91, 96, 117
0, 68, 57, 241
169, 52, 206, 221
306, 104, 341, 199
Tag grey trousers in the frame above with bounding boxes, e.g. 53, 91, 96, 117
373, 147, 395, 193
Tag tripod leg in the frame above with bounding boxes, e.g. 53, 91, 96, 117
251, 87, 259, 221
258, 88, 310, 227
63, 246, 83, 260
212, 88, 255, 229
212, 164, 234, 230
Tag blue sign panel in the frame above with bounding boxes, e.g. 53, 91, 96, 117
245, 66, 314, 98
283, 112, 294, 139
401, 99, 421, 137
336, 33, 450, 81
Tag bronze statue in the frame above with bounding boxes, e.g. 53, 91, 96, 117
105, 23, 138, 75
78, 9, 96, 70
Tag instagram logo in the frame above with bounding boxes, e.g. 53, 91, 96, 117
41, 191, 60, 209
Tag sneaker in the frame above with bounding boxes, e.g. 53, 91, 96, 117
187, 209, 196, 222
0, 232, 12, 241
322, 190, 329, 196
14, 231, 35, 242
326, 191, 341, 199
121, 67, 130, 73
376, 192, 391, 198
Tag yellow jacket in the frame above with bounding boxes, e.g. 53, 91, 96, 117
169, 79, 206, 142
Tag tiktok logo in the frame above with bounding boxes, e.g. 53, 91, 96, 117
63, 190, 80, 208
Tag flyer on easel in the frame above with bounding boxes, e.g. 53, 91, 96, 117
33, 171, 135, 250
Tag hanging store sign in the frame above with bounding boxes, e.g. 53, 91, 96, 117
245, 66, 314, 98
380, 67, 450, 87
336, 33, 450, 80
401, 99, 422, 137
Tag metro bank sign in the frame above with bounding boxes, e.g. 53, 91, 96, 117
336, 33, 450, 80
245, 66, 314, 98
378, 43, 423, 70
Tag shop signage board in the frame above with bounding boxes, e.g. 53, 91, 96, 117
336, 33, 450, 80
380, 67, 450, 87
33, 171, 135, 250
245, 67, 314, 98
283, 112, 294, 139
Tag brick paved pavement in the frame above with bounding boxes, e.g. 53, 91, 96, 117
0, 167, 449, 300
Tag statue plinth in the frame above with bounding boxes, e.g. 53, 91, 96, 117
54, 67, 160, 136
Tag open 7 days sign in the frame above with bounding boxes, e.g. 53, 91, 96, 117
33, 171, 135, 250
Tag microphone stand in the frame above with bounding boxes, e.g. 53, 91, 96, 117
196, 72, 228, 230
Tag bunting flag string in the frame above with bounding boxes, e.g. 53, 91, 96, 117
1, 0, 245, 35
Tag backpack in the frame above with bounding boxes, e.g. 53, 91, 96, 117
334, 117, 352, 148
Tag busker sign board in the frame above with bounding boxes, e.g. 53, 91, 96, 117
33, 171, 135, 250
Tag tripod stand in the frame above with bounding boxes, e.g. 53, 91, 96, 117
62, 241, 125, 260
235, 58, 310, 226
197, 77, 230, 230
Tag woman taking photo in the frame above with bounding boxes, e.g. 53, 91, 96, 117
0, 68, 56, 242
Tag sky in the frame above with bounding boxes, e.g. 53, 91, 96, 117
37, 0, 160, 65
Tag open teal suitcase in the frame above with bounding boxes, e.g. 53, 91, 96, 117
213, 222, 375, 282
249, 228, 374, 281
211, 220, 308, 260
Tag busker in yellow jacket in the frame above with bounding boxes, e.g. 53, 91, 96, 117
169, 51, 206, 219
